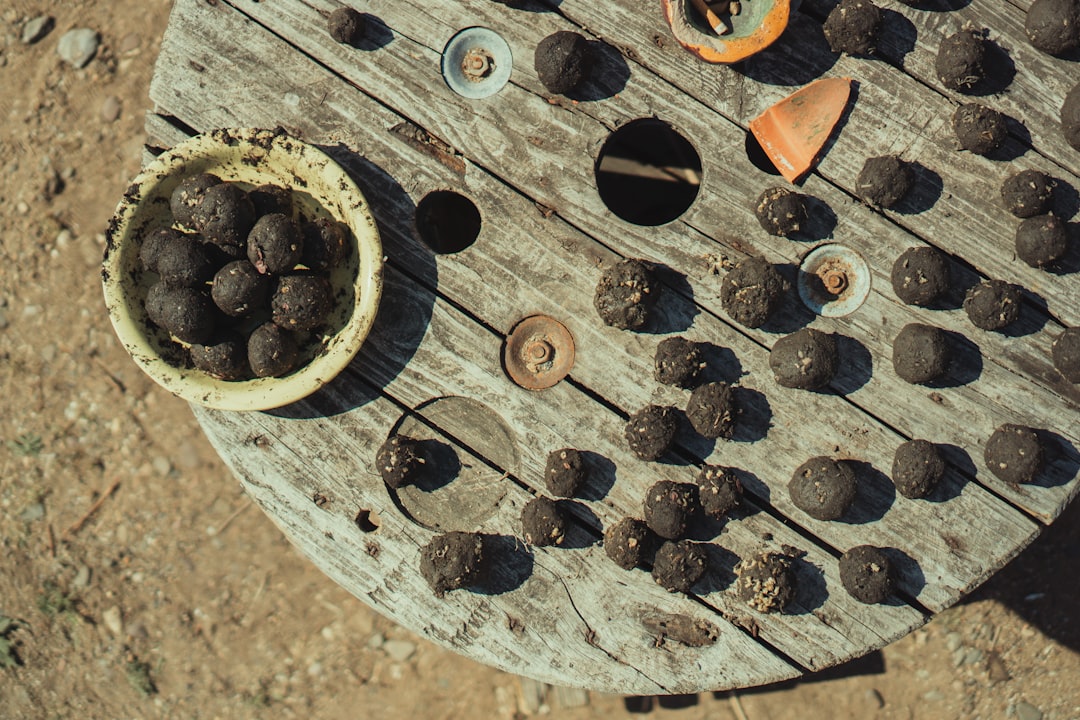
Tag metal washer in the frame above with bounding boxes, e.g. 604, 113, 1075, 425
441, 27, 513, 99
797, 243, 871, 317
503, 314, 576, 390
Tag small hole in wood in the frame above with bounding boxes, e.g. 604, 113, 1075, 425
415, 190, 481, 254
595, 118, 702, 226
355, 508, 381, 532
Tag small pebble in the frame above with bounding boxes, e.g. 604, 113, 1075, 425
367, 632, 385, 649
383, 639, 416, 662
20, 502, 45, 523
57, 28, 100, 69
21, 16, 54, 44
923, 690, 945, 701
73, 565, 91, 589
102, 606, 123, 637
100, 95, 121, 123
1015, 701, 1043, 720
946, 631, 963, 652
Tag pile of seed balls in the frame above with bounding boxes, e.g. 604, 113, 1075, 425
140, 173, 349, 380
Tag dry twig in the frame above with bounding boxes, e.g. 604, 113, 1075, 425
62, 479, 121, 540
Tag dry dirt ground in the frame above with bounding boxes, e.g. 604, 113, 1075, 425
1, 1, 1079, 719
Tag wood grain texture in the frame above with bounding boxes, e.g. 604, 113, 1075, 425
145, 0, 1078, 692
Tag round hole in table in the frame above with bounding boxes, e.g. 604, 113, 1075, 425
415, 190, 482, 254
594, 118, 702, 226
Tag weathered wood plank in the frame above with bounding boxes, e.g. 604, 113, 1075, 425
190, 394, 799, 694
149, 0, 1041, 612
146, 0, 1078, 692
801, 0, 1080, 179
188, 0, 1080, 518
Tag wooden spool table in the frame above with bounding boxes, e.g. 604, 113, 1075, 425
144, 0, 1080, 694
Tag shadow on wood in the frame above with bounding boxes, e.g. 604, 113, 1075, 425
882, 545, 927, 602
841, 459, 895, 525
579, 451, 617, 501
733, 13, 839, 87
932, 443, 975, 503
477, 534, 534, 594
567, 40, 630, 102
924, 329, 984, 388
830, 333, 874, 395
731, 386, 772, 444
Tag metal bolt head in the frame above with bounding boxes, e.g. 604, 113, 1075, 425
821, 268, 848, 295
462, 48, 494, 80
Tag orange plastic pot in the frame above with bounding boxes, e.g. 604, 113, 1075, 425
661, 0, 791, 64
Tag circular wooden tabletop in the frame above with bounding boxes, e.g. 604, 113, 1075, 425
147, 0, 1080, 694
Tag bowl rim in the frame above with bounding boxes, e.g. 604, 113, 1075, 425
102, 127, 383, 412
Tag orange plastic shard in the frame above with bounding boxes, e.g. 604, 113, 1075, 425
661, 0, 790, 64
749, 77, 853, 184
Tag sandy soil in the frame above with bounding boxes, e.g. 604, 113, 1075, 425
1, 1, 1078, 718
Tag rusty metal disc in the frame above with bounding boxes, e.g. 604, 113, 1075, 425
503, 315, 576, 390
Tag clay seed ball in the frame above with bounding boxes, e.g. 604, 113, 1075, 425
170, 173, 221, 229
190, 332, 249, 381
891, 246, 951, 306
544, 447, 588, 498
685, 381, 737, 440
301, 217, 349, 272
952, 103, 1008, 156
247, 322, 300, 378
419, 531, 486, 597
1025, 0, 1080, 55
720, 256, 787, 329
697, 465, 742, 519
624, 404, 678, 461
856, 155, 914, 209
823, 0, 883, 56
935, 30, 986, 92
1016, 213, 1068, 268
248, 213, 304, 275
248, 183, 293, 218
192, 181, 257, 253
789, 456, 857, 521
891, 439, 946, 499
534, 31, 592, 95
839, 545, 895, 604
1064, 82, 1080, 152
754, 187, 808, 237
155, 233, 216, 287
769, 328, 838, 390
376, 434, 426, 490
643, 480, 698, 540
212, 260, 270, 317
594, 258, 661, 331
144, 281, 171, 329
328, 6, 366, 46
1052, 326, 1080, 382
140, 227, 184, 273
985, 424, 1045, 484
521, 496, 567, 547
154, 285, 219, 345
652, 541, 708, 593
963, 279, 1022, 331
604, 517, 656, 570
1001, 169, 1056, 218
892, 323, 952, 385
735, 551, 796, 613
654, 336, 705, 389
271, 273, 334, 331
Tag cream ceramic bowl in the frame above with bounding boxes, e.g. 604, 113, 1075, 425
102, 128, 383, 411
